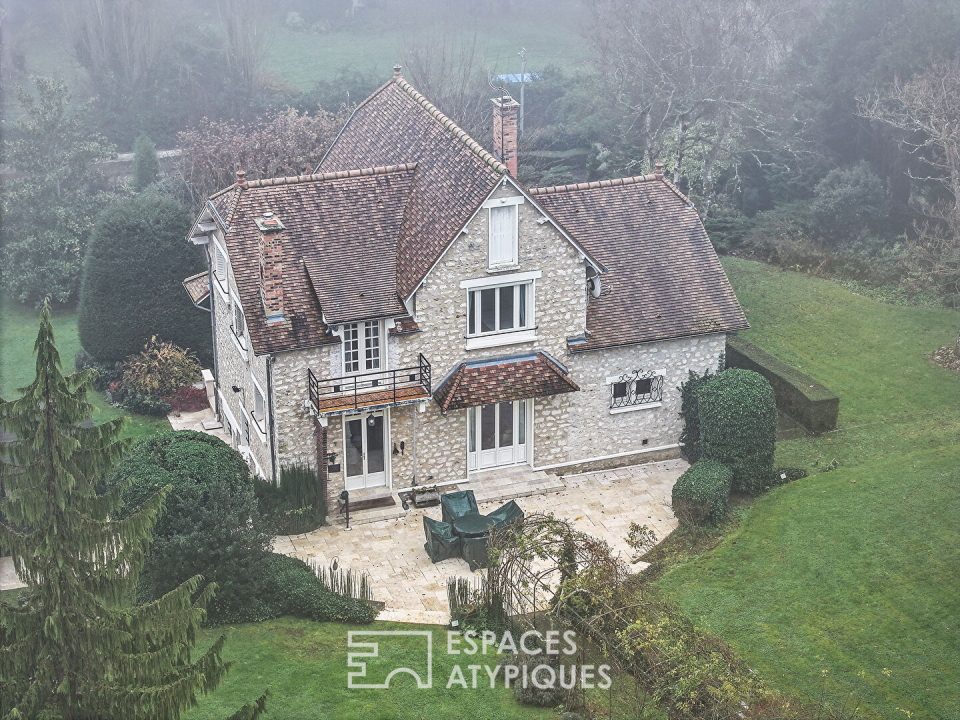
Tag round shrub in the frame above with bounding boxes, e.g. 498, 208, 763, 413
696, 369, 777, 495
109, 430, 271, 623
78, 190, 210, 363
672, 460, 734, 526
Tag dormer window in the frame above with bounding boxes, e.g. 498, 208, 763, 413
342, 320, 383, 374
486, 196, 522, 269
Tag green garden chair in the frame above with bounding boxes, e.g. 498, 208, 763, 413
487, 500, 524, 529
423, 516, 461, 563
440, 490, 478, 525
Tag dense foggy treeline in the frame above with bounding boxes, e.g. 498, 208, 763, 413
2, 0, 960, 305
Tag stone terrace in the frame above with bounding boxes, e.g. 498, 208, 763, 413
273, 458, 685, 625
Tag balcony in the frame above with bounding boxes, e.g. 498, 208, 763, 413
308, 353, 432, 416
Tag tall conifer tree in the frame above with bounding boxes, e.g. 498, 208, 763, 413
0, 303, 263, 720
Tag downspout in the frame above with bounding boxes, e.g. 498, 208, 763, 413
266, 354, 279, 484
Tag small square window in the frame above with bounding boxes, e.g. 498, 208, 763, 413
612, 382, 629, 399
635, 377, 652, 396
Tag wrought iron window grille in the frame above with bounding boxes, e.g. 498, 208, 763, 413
610, 370, 663, 409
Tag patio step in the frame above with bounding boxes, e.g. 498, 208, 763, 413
330, 490, 407, 527
469, 468, 566, 505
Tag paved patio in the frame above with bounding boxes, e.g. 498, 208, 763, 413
274, 458, 685, 624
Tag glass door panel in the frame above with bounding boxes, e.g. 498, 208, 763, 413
366, 414, 385, 479
344, 417, 365, 490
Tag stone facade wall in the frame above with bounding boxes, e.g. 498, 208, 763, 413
546, 333, 726, 468
209, 229, 272, 479
389, 181, 589, 483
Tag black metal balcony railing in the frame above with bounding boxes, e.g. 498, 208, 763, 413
308, 353, 432, 415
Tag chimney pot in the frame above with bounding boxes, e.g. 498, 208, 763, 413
236, 168, 247, 187
492, 95, 521, 177
393, 64, 402, 79
654, 160, 665, 178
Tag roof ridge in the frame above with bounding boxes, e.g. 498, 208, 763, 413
528, 173, 661, 196
214, 163, 418, 196
393, 77, 508, 175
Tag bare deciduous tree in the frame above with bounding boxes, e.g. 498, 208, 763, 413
588, 0, 818, 205
401, 31, 490, 138
177, 107, 348, 204
860, 61, 960, 301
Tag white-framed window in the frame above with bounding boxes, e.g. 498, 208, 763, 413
485, 196, 522, 269
460, 270, 540, 350
467, 283, 531, 336
251, 375, 267, 435
607, 370, 665, 413
231, 294, 247, 352
211, 239, 229, 294
342, 320, 383, 374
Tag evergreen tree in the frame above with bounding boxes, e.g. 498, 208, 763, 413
0, 302, 264, 720
78, 190, 211, 364
132, 134, 161, 190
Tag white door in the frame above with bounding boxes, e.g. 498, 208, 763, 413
344, 411, 388, 490
468, 400, 529, 471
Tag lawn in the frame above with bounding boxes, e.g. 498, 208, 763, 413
184, 619, 554, 720
0, 297, 169, 442
657, 259, 960, 719
262, 13, 587, 93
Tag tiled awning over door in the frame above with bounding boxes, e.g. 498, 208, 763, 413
433, 351, 579, 413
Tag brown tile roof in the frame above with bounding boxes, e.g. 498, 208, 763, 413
318, 77, 506, 298
433, 351, 580, 413
216, 164, 417, 355
182, 271, 210, 307
529, 175, 748, 351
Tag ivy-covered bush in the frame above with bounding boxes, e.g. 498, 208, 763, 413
78, 189, 210, 363
696, 369, 777, 495
677, 366, 719, 463
671, 460, 733, 526
110, 431, 271, 623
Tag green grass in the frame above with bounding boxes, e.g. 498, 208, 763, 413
184, 619, 554, 720
0, 297, 169, 441
657, 259, 960, 719
262, 18, 586, 93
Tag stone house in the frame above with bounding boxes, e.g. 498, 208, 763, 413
184, 68, 747, 507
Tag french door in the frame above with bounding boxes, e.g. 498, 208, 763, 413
467, 400, 530, 471
344, 411, 388, 490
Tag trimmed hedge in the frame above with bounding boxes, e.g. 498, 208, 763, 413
244, 553, 378, 626
726, 336, 839, 434
78, 190, 210, 363
697, 369, 777, 495
672, 460, 733, 526
678, 368, 719, 463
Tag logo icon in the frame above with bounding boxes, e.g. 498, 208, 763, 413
347, 630, 434, 689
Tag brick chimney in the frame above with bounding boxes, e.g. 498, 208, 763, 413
492, 95, 520, 176
256, 211, 286, 323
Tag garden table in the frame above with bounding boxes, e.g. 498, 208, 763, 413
452, 512, 497, 539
